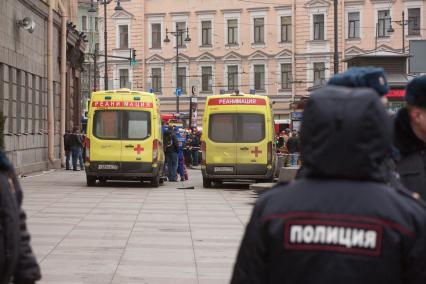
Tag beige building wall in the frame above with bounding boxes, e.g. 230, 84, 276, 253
98, 0, 426, 123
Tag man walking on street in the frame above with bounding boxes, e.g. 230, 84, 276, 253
70, 127, 84, 171
63, 130, 72, 170
394, 75, 426, 199
164, 126, 179, 182
231, 86, 426, 284
191, 128, 201, 167
286, 130, 300, 166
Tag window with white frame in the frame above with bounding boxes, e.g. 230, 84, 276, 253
176, 22, 186, 47
201, 21, 212, 46
82, 16, 87, 31
177, 67, 187, 93
281, 63, 292, 90
201, 66, 213, 92
119, 25, 129, 49
227, 19, 238, 45
408, 8, 421, 36
378, 10, 391, 37
348, 12, 360, 38
227, 65, 238, 91
254, 65, 265, 91
151, 68, 162, 93
280, 16, 292, 42
313, 14, 325, 40
151, 23, 161, 49
313, 62, 326, 86
119, 69, 129, 88
254, 18, 265, 44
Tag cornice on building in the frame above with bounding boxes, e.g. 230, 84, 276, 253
169, 12, 191, 16
247, 7, 270, 12
220, 8, 243, 14
145, 13, 166, 17
274, 5, 293, 10
195, 10, 217, 15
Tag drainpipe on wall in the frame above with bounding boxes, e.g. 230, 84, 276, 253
57, 0, 67, 166
291, 0, 296, 103
47, 0, 55, 164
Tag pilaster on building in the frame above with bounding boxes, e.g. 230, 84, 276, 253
98, 0, 426, 124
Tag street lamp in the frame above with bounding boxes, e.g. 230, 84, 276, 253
89, 0, 123, 91
387, 11, 417, 54
164, 25, 191, 113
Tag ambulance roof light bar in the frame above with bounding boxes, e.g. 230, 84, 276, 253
231, 90, 245, 96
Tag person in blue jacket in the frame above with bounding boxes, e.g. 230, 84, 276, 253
175, 127, 187, 181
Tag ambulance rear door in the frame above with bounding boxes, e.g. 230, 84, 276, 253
90, 98, 123, 170
119, 95, 154, 171
235, 106, 268, 176
205, 99, 238, 175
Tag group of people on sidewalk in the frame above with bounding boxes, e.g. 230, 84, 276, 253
232, 68, 426, 283
63, 127, 85, 171
163, 126, 201, 182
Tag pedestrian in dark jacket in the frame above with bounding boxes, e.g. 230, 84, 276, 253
164, 126, 179, 182
286, 130, 300, 166
70, 127, 84, 171
63, 130, 72, 170
0, 152, 41, 284
394, 75, 426, 199
231, 86, 426, 284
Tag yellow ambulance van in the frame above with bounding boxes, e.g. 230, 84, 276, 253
201, 93, 276, 188
85, 89, 165, 187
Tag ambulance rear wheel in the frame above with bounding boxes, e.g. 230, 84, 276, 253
87, 175, 96, 187
151, 175, 160, 188
203, 178, 212, 188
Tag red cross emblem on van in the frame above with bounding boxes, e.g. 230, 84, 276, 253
134, 144, 144, 155
251, 146, 262, 158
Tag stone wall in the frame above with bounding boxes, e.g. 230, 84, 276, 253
0, 0, 62, 174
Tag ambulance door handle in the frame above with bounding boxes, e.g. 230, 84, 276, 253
240, 147, 249, 151
125, 144, 134, 148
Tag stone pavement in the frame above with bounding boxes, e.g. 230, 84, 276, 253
20, 169, 257, 284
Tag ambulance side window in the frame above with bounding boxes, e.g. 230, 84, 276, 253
239, 114, 265, 143
209, 114, 235, 143
93, 110, 121, 139
123, 111, 151, 140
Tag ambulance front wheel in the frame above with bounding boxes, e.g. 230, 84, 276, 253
203, 178, 212, 188
86, 175, 96, 187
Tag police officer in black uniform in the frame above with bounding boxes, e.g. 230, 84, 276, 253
0, 150, 41, 284
231, 86, 426, 284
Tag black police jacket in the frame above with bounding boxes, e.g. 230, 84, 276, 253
394, 108, 426, 199
231, 87, 426, 284
0, 152, 41, 284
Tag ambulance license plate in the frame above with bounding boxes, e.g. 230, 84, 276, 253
214, 167, 234, 172
98, 164, 118, 170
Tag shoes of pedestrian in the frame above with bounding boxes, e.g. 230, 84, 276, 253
73, 169, 79, 171
180, 178, 185, 182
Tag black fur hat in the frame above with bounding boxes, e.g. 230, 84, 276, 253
405, 75, 426, 108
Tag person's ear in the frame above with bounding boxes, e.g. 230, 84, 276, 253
410, 107, 423, 124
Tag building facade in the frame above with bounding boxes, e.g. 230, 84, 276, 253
0, 0, 84, 174
77, 0, 99, 115
96, 0, 426, 125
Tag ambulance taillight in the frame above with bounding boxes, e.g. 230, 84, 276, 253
267, 141, 272, 164
85, 137, 90, 162
201, 141, 206, 165
153, 139, 159, 163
